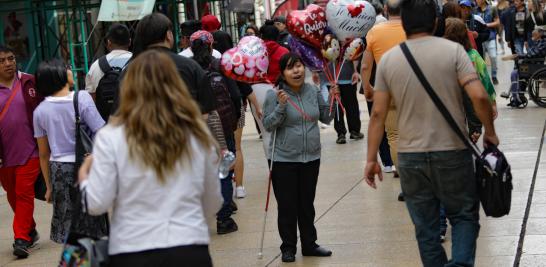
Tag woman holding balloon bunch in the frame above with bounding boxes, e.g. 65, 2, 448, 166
287, 1, 376, 144
263, 53, 337, 263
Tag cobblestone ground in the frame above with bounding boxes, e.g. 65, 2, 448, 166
2, 51, 546, 266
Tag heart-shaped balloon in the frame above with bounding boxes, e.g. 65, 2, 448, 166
287, 4, 328, 48
221, 36, 269, 83
344, 38, 365, 61
288, 37, 324, 71
326, 0, 376, 42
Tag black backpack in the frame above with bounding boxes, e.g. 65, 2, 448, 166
96, 56, 122, 121
206, 69, 238, 134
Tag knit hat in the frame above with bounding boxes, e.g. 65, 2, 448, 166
190, 30, 214, 45
201, 15, 221, 32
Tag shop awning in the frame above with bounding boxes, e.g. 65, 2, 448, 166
228, 0, 255, 13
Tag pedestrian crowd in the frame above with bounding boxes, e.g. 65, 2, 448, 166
0, 0, 532, 265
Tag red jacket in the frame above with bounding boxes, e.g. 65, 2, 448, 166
265, 41, 289, 84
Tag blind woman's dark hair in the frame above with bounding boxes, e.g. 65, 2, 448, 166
36, 59, 68, 97
276, 53, 304, 85
191, 39, 213, 69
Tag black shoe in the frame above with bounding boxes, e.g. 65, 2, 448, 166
492, 77, 499, 85
398, 192, 405, 202
13, 239, 31, 258
349, 132, 364, 140
29, 229, 40, 247
282, 251, 296, 262
393, 170, 400, 178
336, 135, 347, 144
230, 201, 238, 214
302, 246, 332, 257
217, 218, 238, 235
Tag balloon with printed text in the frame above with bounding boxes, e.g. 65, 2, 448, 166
287, 4, 328, 48
221, 36, 270, 83
326, 0, 376, 42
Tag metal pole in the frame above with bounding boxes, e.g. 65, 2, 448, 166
193, 0, 199, 20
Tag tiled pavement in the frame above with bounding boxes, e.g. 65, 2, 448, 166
2, 53, 546, 266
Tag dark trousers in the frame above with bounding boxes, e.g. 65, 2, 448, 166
366, 101, 393, 167
271, 159, 320, 253
217, 133, 235, 221
334, 83, 361, 136
109, 245, 212, 267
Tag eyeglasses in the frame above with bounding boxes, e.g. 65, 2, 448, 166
0, 56, 15, 65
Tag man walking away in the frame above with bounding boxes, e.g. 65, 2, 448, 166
273, 16, 291, 49
0, 45, 44, 258
364, 1, 499, 266
85, 23, 132, 121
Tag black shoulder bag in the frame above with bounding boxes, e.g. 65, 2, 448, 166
74, 90, 94, 169
399, 42, 513, 218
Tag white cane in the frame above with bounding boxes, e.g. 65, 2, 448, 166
257, 129, 277, 259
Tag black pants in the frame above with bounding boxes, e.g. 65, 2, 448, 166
365, 101, 393, 167
334, 83, 361, 136
271, 159, 320, 254
109, 245, 212, 267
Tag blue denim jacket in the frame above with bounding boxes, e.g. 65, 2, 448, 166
262, 82, 333, 163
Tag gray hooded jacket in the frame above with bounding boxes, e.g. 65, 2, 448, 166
262, 82, 333, 163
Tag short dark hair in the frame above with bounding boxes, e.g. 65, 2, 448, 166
372, 1, 384, 15
401, 0, 438, 35
0, 45, 13, 54
277, 53, 304, 85
106, 23, 131, 47
180, 20, 202, 37
260, 23, 280, 41
36, 59, 68, 97
386, 0, 401, 16
133, 13, 173, 57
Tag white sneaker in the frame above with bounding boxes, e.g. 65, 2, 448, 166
320, 122, 331, 129
383, 166, 394, 173
236, 186, 247, 198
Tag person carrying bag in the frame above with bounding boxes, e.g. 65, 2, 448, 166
400, 42, 512, 218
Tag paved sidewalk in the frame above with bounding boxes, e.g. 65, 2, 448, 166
2, 56, 546, 266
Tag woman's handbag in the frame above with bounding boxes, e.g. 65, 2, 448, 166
58, 90, 109, 267
400, 42, 513, 218
73, 90, 93, 168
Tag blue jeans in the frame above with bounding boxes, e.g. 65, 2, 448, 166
513, 37, 525, 55
217, 134, 236, 221
398, 150, 480, 267
482, 39, 497, 78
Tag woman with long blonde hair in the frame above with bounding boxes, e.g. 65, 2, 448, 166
78, 50, 222, 266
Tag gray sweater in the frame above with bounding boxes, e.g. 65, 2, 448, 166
262, 82, 333, 163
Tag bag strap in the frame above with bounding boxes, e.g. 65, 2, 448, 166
73, 90, 80, 124
0, 80, 22, 123
98, 55, 112, 73
399, 42, 482, 158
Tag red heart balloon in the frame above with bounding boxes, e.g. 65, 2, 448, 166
287, 4, 327, 49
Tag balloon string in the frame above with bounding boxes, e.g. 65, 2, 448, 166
286, 97, 314, 122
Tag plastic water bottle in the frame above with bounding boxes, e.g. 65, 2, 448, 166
218, 150, 236, 179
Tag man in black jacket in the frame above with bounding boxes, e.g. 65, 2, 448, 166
503, 0, 527, 54
273, 16, 291, 49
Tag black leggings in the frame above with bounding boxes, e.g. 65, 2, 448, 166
109, 245, 212, 267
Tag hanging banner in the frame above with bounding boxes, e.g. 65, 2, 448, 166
98, 0, 156, 21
